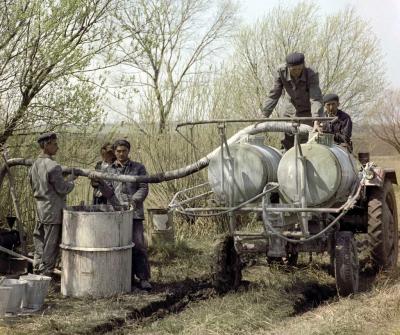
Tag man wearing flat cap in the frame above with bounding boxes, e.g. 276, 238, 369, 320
29, 132, 77, 276
92, 139, 151, 291
261, 52, 323, 150
320, 93, 353, 150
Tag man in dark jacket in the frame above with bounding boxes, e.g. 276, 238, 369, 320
321, 93, 352, 151
262, 52, 323, 150
96, 139, 151, 291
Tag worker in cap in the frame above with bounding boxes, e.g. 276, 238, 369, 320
261, 52, 323, 150
29, 132, 77, 276
89, 139, 151, 291
320, 93, 353, 151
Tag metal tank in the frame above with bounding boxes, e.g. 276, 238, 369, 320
208, 142, 282, 205
277, 143, 360, 206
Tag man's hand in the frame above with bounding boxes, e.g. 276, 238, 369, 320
66, 168, 78, 182
129, 200, 137, 210
313, 120, 323, 133
88, 172, 102, 187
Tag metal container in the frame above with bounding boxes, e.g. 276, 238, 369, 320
0, 286, 12, 316
277, 143, 360, 206
1, 278, 27, 314
208, 143, 282, 205
61, 205, 134, 297
148, 208, 174, 246
19, 274, 51, 310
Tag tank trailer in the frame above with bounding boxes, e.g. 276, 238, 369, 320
170, 118, 398, 296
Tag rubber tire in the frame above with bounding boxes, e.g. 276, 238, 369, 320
334, 231, 359, 296
212, 235, 242, 293
367, 181, 399, 270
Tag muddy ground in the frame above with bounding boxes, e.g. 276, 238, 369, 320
1, 236, 394, 335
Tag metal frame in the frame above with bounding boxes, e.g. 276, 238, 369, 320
169, 118, 368, 255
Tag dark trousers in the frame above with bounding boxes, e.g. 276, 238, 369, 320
33, 222, 61, 275
281, 109, 313, 151
132, 219, 150, 280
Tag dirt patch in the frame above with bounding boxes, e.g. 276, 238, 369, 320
87, 277, 215, 335
291, 281, 337, 314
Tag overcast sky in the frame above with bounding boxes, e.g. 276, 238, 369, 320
239, 0, 400, 88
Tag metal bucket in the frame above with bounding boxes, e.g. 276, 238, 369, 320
1, 279, 27, 314
0, 286, 12, 316
61, 205, 134, 297
148, 208, 174, 246
19, 274, 51, 310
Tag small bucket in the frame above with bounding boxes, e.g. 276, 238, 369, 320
0, 286, 12, 316
19, 274, 51, 310
1, 279, 27, 314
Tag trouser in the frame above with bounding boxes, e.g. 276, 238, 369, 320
33, 222, 61, 275
281, 109, 313, 151
132, 219, 150, 280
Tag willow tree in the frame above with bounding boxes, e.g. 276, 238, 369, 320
368, 89, 400, 154
115, 0, 237, 133
0, 0, 114, 146
211, 2, 385, 120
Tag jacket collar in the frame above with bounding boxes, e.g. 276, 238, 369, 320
285, 67, 307, 82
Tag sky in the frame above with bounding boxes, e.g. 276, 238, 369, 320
239, 0, 400, 88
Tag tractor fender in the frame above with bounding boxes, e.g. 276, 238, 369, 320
365, 168, 397, 187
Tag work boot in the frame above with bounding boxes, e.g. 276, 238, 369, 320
139, 280, 152, 291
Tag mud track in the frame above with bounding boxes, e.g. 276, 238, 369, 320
84, 265, 378, 335
86, 277, 214, 335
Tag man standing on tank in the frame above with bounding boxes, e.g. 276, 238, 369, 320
320, 93, 353, 151
29, 132, 76, 276
261, 52, 324, 150
93, 139, 151, 291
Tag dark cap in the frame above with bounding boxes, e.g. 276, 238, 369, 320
323, 93, 339, 104
286, 52, 305, 66
37, 132, 57, 143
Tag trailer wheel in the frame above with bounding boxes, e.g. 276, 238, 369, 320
334, 231, 359, 296
368, 181, 398, 270
212, 235, 242, 293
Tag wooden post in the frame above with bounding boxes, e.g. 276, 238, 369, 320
2, 150, 27, 255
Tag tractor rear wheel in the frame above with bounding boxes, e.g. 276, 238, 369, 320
367, 181, 398, 270
212, 235, 242, 293
334, 231, 359, 296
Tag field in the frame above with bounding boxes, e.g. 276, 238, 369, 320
1, 154, 400, 335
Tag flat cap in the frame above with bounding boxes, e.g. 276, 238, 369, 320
286, 52, 305, 66
323, 93, 339, 104
37, 132, 57, 143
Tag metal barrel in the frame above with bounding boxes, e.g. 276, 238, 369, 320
60, 205, 134, 297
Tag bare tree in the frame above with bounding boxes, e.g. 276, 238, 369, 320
0, 0, 114, 146
368, 89, 400, 154
211, 2, 385, 120
115, 0, 237, 132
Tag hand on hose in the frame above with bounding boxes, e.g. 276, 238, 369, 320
67, 168, 78, 182
313, 120, 323, 133
88, 172, 101, 187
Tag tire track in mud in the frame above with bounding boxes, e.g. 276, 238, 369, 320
84, 268, 377, 334
85, 277, 215, 335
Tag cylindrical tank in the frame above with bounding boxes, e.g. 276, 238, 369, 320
61, 205, 134, 297
208, 143, 282, 205
277, 143, 360, 206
